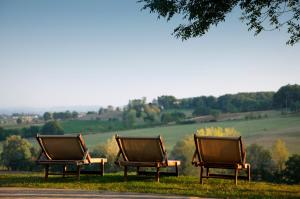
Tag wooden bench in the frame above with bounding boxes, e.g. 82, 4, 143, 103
36, 134, 107, 180
192, 134, 250, 185
115, 135, 180, 182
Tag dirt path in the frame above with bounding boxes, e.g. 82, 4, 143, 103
0, 187, 205, 199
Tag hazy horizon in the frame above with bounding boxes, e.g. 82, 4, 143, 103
1, 0, 299, 109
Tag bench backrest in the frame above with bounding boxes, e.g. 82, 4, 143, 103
36, 134, 88, 161
115, 135, 166, 163
194, 135, 245, 165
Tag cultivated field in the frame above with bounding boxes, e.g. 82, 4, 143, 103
1, 112, 299, 154
79, 114, 300, 154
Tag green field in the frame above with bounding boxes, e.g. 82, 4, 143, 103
1, 113, 300, 154
78, 115, 300, 154
0, 173, 299, 199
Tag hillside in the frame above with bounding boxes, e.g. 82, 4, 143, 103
79, 113, 300, 154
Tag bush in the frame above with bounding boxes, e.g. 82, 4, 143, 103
161, 112, 186, 123
170, 135, 196, 175
91, 136, 119, 172
0, 135, 37, 170
283, 154, 300, 184
246, 144, 276, 181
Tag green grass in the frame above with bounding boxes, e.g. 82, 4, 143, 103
0, 173, 299, 198
81, 115, 300, 153
61, 120, 125, 134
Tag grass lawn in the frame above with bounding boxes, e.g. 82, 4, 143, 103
0, 173, 299, 199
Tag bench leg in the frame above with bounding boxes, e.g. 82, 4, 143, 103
247, 165, 251, 182
124, 166, 128, 181
45, 165, 49, 180
100, 161, 104, 176
77, 165, 81, 180
200, 166, 203, 184
235, 168, 238, 185
63, 165, 67, 178
136, 166, 140, 175
206, 167, 209, 182
156, 167, 160, 182
175, 162, 179, 177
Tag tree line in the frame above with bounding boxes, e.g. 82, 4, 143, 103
1, 84, 299, 140
0, 121, 64, 141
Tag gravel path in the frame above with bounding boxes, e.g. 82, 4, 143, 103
0, 187, 205, 199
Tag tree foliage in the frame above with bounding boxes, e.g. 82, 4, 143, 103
272, 139, 289, 172
40, 121, 64, 135
43, 112, 52, 121
157, 92, 274, 115
0, 135, 35, 170
283, 154, 300, 184
246, 144, 276, 181
139, 0, 300, 45
273, 84, 300, 112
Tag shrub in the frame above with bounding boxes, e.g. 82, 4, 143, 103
283, 154, 300, 184
246, 144, 276, 181
161, 112, 186, 123
0, 135, 36, 170
91, 136, 119, 172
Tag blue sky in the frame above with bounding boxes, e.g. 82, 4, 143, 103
0, 0, 299, 108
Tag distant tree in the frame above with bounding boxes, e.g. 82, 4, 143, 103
98, 108, 105, 115
283, 154, 300, 184
87, 111, 97, 115
40, 121, 64, 135
43, 112, 52, 121
22, 126, 40, 138
71, 111, 78, 119
157, 95, 177, 109
16, 118, 22, 124
122, 109, 137, 127
128, 98, 146, 118
272, 139, 289, 172
246, 144, 276, 181
273, 84, 300, 112
0, 126, 5, 140
0, 135, 33, 170
139, 0, 300, 45
143, 103, 161, 123
64, 111, 72, 119
107, 105, 114, 111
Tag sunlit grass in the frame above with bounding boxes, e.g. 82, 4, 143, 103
0, 172, 299, 198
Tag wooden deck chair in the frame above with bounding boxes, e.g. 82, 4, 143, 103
192, 134, 250, 185
36, 134, 107, 180
115, 135, 180, 182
